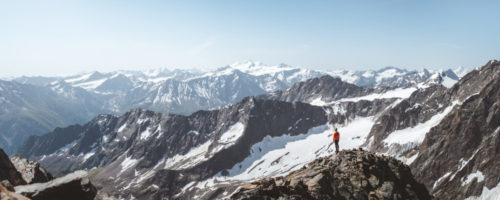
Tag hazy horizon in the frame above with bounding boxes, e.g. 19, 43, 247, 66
1, 59, 479, 79
2, 1, 499, 77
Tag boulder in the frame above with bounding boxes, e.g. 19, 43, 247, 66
10, 157, 53, 184
0, 182, 30, 200
14, 170, 96, 200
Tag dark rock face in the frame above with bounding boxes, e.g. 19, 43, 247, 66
16, 125, 84, 158
357, 60, 500, 199
230, 149, 432, 200
411, 64, 500, 199
9, 157, 53, 184
0, 148, 25, 186
366, 60, 500, 158
14, 170, 97, 200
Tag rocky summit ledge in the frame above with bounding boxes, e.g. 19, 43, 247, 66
230, 149, 432, 200
14, 170, 96, 200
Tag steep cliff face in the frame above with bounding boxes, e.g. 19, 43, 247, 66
411, 69, 500, 199
230, 149, 432, 200
359, 60, 500, 199
365, 60, 500, 159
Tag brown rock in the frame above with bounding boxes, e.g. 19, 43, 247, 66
9, 157, 53, 184
0, 148, 26, 186
230, 149, 432, 200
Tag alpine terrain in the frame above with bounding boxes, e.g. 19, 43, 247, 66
14, 59, 500, 200
0, 61, 461, 155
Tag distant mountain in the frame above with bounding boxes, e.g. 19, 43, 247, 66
12, 61, 463, 115
0, 80, 109, 155
1, 62, 459, 154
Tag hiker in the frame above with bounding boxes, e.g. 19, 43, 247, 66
333, 128, 340, 153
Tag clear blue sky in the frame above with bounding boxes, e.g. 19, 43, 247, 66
1, 0, 499, 76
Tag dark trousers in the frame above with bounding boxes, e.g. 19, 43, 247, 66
334, 140, 339, 152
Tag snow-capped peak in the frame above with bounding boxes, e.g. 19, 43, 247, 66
229, 60, 296, 76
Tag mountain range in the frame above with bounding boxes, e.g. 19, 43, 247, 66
12, 60, 500, 199
0, 61, 464, 155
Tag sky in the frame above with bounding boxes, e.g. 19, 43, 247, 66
1, 0, 499, 77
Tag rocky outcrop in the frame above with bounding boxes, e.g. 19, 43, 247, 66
14, 170, 96, 200
230, 149, 432, 200
0, 181, 30, 200
9, 157, 53, 184
1, 147, 96, 200
0, 149, 25, 186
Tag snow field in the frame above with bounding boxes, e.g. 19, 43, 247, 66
192, 116, 375, 190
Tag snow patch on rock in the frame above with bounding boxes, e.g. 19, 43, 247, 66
462, 171, 485, 186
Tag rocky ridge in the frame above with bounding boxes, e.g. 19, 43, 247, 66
15, 61, 497, 199
230, 149, 432, 200
411, 61, 500, 199
15, 91, 396, 199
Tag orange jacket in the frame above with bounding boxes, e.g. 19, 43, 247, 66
333, 130, 340, 141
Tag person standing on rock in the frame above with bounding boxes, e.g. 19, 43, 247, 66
333, 128, 340, 153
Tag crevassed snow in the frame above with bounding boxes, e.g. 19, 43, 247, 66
340, 87, 417, 102
465, 181, 500, 200
193, 116, 375, 189
139, 127, 152, 140
462, 171, 485, 186
219, 122, 245, 144
383, 102, 457, 149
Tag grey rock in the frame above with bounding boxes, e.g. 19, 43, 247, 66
230, 149, 432, 200
9, 157, 53, 184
